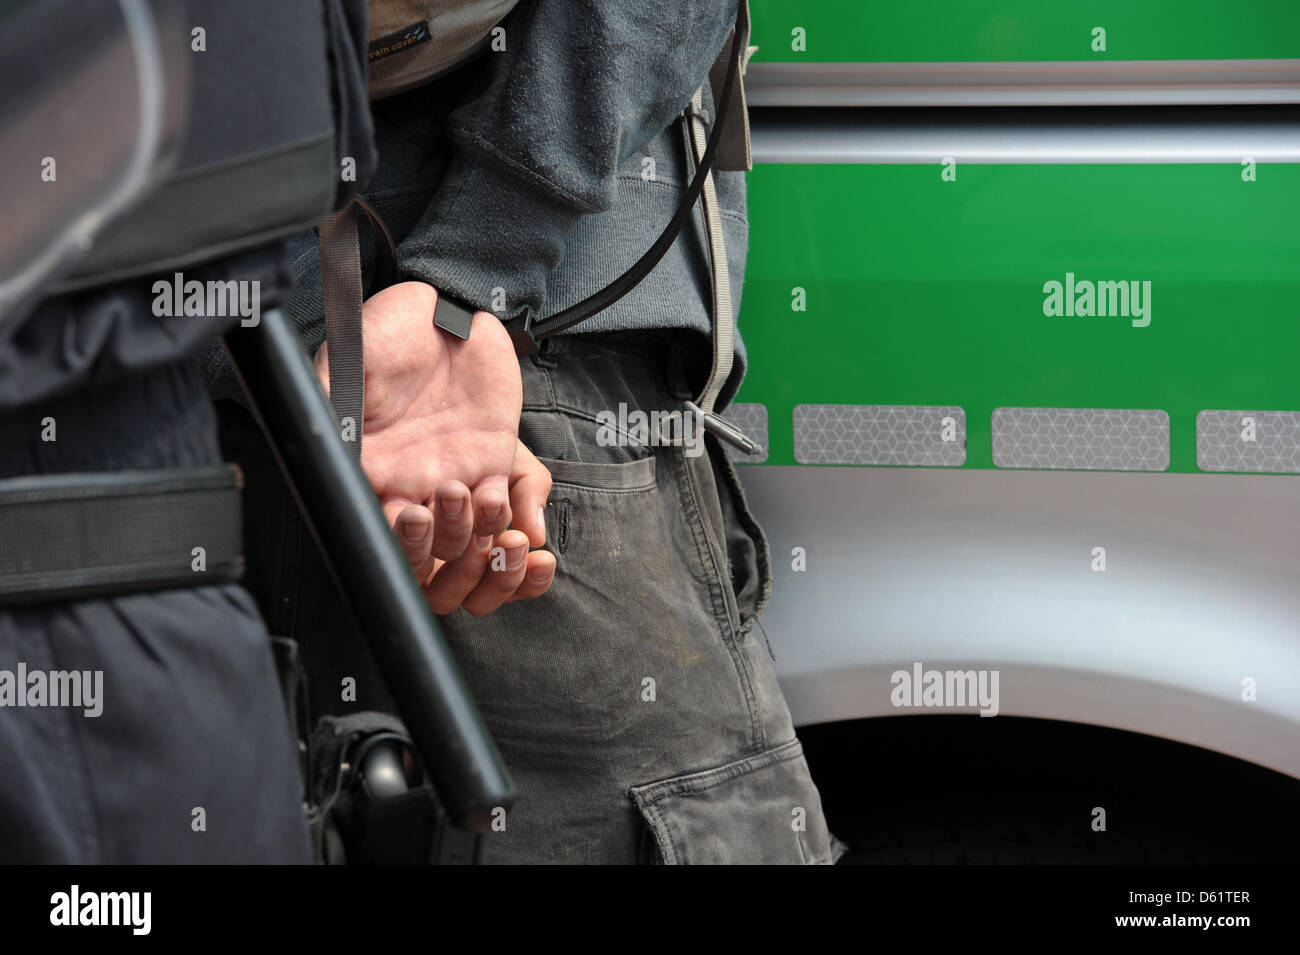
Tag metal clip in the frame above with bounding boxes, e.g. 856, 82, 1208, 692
685, 400, 759, 456
683, 101, 711, 125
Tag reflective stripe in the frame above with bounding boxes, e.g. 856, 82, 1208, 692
722, 403, 769, 463
794, 404, 966, 467
1197, 410, 1300, 473
993, 407, 1169, 471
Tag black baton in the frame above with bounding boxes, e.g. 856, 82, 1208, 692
223, 307, 514, 833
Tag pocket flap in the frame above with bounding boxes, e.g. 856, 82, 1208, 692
539, 454, 656, 492
629, 739, 835, 864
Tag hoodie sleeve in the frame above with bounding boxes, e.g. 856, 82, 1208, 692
395, 0, 740, 326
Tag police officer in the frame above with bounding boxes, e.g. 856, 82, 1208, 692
0, 0, 377, 863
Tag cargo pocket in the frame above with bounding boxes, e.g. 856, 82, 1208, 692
629, 738, 837, 864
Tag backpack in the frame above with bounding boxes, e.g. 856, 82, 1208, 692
367, 0, 522, 99
37, 0, 378, 298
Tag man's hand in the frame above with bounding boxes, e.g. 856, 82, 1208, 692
315, 282, 551, 593
416, 439, 557, 616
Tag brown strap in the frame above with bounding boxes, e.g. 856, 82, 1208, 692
319, 204, 366, 460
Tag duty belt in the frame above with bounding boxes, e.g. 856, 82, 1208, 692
0, 466, 244, 606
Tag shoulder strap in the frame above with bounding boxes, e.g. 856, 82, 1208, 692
680, 83, 757, 455
707, 5, 756, 174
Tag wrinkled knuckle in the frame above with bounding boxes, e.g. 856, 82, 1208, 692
428, 593, 457, 616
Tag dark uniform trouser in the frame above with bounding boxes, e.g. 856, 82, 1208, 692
227, 329, 837, 864
0, 362, 311, 864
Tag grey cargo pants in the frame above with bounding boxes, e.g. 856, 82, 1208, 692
439, 330, 835, 863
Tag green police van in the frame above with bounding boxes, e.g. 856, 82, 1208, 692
728, 0, 1300, 861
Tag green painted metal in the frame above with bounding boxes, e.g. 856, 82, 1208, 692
749, 0, 1300, 63
734, 162, 1300, 472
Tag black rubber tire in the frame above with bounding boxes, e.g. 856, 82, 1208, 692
797, 715, 1300, 865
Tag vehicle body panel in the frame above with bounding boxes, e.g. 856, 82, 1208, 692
734, 0, 1300, 777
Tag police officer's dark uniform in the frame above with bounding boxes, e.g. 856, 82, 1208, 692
0, 0, 376, 863
0, 251, 312, 864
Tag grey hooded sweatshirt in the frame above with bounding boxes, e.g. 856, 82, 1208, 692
277, 0, 751, 403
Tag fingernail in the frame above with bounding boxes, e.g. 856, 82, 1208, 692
537, 506, 546, 540
401, 517, 431, 543
440, 496, 464, 518
482, 504, 503, 522
476, 535, 493, 551
506, 544, 527, 570
529, 564, 553, 585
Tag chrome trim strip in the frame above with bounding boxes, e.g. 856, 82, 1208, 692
746, 59, 1300, 108
750, 108, 1300, 163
